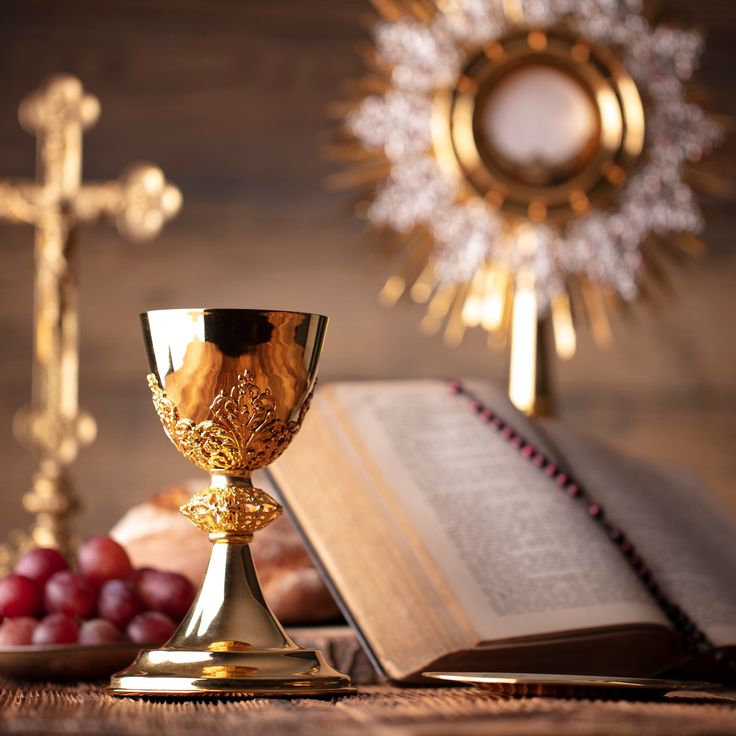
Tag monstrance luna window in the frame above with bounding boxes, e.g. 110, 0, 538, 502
330, 0, 723, 414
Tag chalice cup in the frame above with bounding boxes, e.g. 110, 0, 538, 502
110, 308, 352, 697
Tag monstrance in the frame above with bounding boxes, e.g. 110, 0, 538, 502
0, 75, 181, 570
329, 0, 724, 415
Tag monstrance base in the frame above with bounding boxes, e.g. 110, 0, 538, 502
109, 646, 355, 698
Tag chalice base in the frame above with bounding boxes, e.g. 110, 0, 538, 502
109, 538, 353, 698
109, 648, 352, 698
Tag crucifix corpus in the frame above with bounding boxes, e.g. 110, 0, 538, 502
0, 74, 181, 569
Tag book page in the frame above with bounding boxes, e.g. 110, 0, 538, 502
545, 425, 736, 647
272, 394, 480, 679
326, 381, 668, 642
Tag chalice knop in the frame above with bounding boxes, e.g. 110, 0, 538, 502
109, 308, 352, 697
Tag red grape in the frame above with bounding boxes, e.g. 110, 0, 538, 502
98, 580, 143, 628
0, 574, 42, 618
79, 618, 124, 645
76, 536, 133, 586
0, 617, 37, 645
129, 567, 155, 586
15, 547, 68, 587
32, 613, 78, 645
135, 569, 195, 620
44, 571, 97, 619
127, 611, 175, 644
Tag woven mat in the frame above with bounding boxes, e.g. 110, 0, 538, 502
1, 684, 736, 736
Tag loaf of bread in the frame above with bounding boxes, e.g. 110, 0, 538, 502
110, 484, 339, 624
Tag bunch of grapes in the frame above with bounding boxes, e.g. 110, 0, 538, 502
0, 536, 195, 646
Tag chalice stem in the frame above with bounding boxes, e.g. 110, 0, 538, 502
168, 540, 294, 651
111, 473, 351, 695
170, 475, 294, 652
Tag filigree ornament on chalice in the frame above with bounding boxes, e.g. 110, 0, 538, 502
147, 371, 308, 473
147, 371, 312, 537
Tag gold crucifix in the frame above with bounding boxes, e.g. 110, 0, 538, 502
0, 74, 181, 565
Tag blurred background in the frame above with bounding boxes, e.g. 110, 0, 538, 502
0, 0, 734, 539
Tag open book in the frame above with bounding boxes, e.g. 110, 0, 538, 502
269, 380, 736, 682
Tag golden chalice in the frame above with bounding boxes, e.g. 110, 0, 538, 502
110, 308, 352, 697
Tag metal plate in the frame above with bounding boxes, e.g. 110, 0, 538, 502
0, 643, 143, 682
423, 672, 721, 699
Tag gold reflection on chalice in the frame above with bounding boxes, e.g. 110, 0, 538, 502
109, 308, 353, 697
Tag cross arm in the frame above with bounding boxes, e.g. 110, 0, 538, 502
0, 181, 44, 225
74, 164, 181, 241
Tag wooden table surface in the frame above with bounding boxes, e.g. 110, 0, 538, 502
1, 683, 735, 736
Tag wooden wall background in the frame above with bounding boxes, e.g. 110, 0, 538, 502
0, 0, 734, 540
